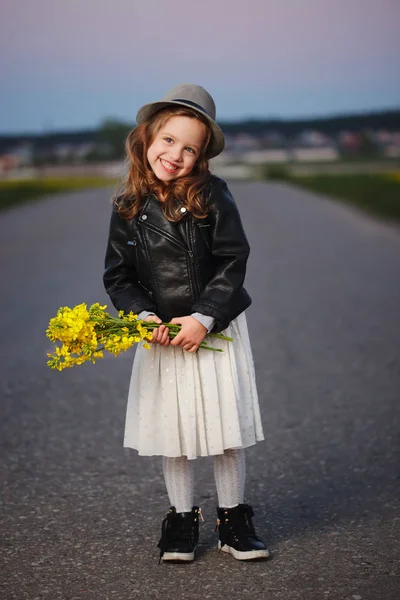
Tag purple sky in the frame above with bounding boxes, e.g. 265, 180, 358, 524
1, 0, 399, 133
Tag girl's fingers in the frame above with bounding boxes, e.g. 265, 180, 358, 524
170, 331, 184, 346
170, 317, 183, 326
160, 327, 170, 345
183, 344, 197, 353
144, 315, 162, 343
150, 318, 200, 350
152, 324, 170, 346
143, 315, 161, 324
183, 341, 198, 352
151, 325, 163, 343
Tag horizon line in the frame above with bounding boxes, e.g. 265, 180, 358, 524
1, 105, 399, 138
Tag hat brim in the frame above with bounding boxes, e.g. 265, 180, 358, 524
136, 100, 225, 159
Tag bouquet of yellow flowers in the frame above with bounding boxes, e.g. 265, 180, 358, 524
46, 303, 232, 371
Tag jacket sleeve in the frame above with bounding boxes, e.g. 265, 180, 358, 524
103, 207, 157, 315
191, 178, 250, 329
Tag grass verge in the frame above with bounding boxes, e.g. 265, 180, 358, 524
289, 173, 400, 222
0, 177, 118, 211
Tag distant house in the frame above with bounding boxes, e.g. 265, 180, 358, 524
374, 130, 400, 157
384, 144, 400, 158
240, 149, 289, 164
0, 142, 33, 174
290, 147, 339, 162
260, 130, 288, 149
293, 129, 334, 148
0, 154, 19, 174
288, 129, 338, 161
53, 141, 99, 162
231, 133, 262, 152
338, 130, 362, 153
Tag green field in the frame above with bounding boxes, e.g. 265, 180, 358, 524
290, 173, 400, 222
0, 177, 117, 211
259, 166, 400, 223
261, 166, 400, 222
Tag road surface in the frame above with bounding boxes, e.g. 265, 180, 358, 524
1, 182, 399, 599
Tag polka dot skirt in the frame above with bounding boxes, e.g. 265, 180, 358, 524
123, 312, 264, 459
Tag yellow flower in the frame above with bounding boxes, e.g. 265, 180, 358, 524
46, 303, 168, 369
126, 312, 138, 322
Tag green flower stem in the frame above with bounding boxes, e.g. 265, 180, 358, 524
208, 332, 232, 342
98, 338, 221, 353
140, 320, 233, 342
90, 315, 233, 351
199, 343, 223, 352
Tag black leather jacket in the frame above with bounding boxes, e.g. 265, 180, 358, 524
103, 175, 251, 333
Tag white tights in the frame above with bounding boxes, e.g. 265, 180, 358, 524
162, 448, 246, 513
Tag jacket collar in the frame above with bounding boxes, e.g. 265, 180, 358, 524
138, 195, 189, 249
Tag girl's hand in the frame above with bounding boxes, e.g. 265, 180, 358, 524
143, 314, 170, 346
169, 316, 207, 353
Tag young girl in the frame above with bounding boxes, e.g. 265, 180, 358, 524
103, 84, 268, 562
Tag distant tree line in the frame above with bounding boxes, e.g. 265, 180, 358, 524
219, 109, 400, 136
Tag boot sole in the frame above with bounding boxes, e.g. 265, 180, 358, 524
162, 551, 195, 562
218, 541, 269, 560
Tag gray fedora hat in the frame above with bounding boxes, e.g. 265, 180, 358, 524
136, 83, 225, 158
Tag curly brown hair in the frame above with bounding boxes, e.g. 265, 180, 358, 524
114, 106, 213, 222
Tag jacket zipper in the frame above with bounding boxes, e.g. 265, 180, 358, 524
186, 221, 202, 299
137, 280, 153, 298
128, 238, 141, 281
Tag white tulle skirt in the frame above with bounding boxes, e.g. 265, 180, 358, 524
123, 312, 264, 460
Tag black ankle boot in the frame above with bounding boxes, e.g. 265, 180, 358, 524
157, 506, 202, 562
216, 504, 269, 560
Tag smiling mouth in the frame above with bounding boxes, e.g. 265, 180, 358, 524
160, 159, 179, 173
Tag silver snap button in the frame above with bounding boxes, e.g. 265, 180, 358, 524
180, 207, 187, 213
141, 214, 147, 220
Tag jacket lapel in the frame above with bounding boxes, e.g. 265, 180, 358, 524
138, 195, 189, 250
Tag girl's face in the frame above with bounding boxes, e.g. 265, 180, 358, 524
147, 115, 207, 182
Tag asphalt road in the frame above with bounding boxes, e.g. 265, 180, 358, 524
1, 182, 399, 600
